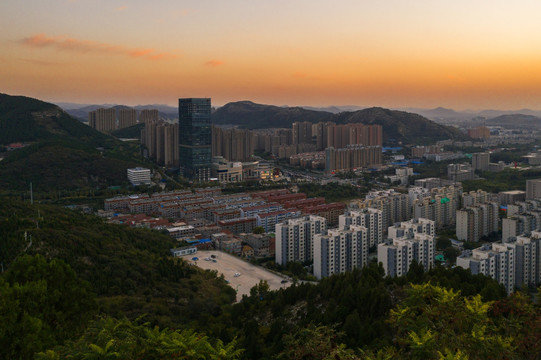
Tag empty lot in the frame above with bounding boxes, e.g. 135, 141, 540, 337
184, 250, 290, 301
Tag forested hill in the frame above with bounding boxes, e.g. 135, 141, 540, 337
0, 93, 109, 145
0, 199, 237, 358
212, 101, 468, 144
0, 93, 145, 192
211, 101, 333, 129
333, 107, 468, 144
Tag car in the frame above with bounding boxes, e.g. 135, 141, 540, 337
212, 259, 217, 263
204, 257, 211, 261
281, 280, 288, 284
211, 254, 216, 259
234, 272, 241, 277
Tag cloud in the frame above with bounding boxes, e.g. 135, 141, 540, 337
20, 33, 177, 61
205, 60, 224, 67
19, 58, 62, 66
116, 5, 128, 11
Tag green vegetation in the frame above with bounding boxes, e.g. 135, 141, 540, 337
0, 94, 150, 194
298, 182, 363, 202
110, 123, 145, 138
37, 317, 243, 360
462, 168, 541, 193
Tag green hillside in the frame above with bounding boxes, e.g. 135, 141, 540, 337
334, 107, 468, 144
0, 94, 147, 192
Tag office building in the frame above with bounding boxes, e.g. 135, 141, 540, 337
378, 218, 435, 277
339, 208, 383, 247
275, 215, 327, 266
472, 152, 490, 171
179, 98, 212, 181
313, 225, 369, 279
211, 156, 243, 183
127, 167, 151, 186
526, 179, 541, 200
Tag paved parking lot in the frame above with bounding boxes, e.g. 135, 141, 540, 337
184, 250, 290, 301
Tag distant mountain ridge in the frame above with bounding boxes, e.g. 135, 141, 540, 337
57, 103, 178, 122
486, 114, 541, 130
212, 101, 468, 145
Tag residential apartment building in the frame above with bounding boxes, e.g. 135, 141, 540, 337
378, 218, 435, 277
526, 179, 541, 200
313, 225, 369, 279
456, 202, 499, 242
339, 208, 383, 248
275, 215, 327, 265
457, 243, 515, 294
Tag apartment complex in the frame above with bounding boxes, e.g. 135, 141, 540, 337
526, 179, 541, 200
457, 243, 514, 294
141, 119, 179, 166
472, 152, 490, 171
212, 126, 255, 162
351, 189, 412, 231
275, 215, 327, 265
339, 208, 383, 247
325, 145, 382, 172
456, 202, 499, 242
313, 225, 369, 279
378, 218, 435, 277
412, 185, 462, 228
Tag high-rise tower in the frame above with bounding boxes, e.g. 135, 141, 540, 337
179, 98, 212, 181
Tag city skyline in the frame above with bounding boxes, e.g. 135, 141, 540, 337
2, 1, 541, 110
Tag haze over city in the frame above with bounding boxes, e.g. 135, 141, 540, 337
2, 0, 541, 110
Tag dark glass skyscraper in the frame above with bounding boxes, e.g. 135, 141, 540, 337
178, 98, 212, 181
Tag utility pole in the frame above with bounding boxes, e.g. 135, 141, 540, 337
30, 182, 33, 205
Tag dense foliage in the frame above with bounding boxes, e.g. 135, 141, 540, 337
299, 182, 363, 202
462, 168, 541, 193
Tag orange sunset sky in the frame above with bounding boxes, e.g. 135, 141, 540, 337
2, 0, 541, 110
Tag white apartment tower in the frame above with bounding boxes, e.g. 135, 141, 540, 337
457, 243, 515, 294
378, 218, 435, 277
339, 208, 383, 247
275, 215, 327, 266
313, 225, 369, 279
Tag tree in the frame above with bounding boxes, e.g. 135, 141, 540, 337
253, 226, 265, 234
36, 317, 243, 360
0, 255, 96, 360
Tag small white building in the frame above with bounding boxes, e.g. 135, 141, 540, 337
127, 167, 151, 186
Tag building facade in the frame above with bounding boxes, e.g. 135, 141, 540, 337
275, 215, 327, 266
179, 98, 212, 181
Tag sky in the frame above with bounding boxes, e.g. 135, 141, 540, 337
2, 0, 541, 110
